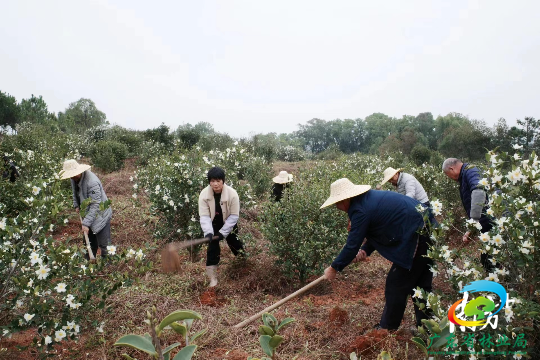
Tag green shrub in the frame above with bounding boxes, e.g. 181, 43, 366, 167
90, 140, 128, 172
276, 145, 306, 162
314, 144, 343, 160
409, 145, 431, 166
260, 175, 348, 284
134, 143, 267, 242
107, 125, 143, 157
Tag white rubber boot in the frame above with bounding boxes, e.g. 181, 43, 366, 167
205, 265, 218, 287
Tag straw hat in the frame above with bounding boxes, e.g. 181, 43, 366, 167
320, 178, 371, 209
60, 159, 91, 180
273, 171, 293, 184
380, 167, 402, 186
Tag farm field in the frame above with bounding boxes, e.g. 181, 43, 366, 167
1, 119, 540, 360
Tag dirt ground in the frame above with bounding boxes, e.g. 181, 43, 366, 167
1, 159, 436, 360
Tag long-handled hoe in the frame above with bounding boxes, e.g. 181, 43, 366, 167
80, 215, 96, 263
234, 275, 327, 328
161, 236, 219, 273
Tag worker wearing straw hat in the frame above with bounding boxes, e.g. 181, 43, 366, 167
322, 178, 434, 331
380, 167, 429, 206
60, 159, 112, 260
272, 170, 293, 202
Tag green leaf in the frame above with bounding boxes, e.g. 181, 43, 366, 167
163, 342, 182, 354
158, 310, 202, 332
170, 322, 187, 336
121, 354, 136, 360
114, 334, 157, 356
377, 351, 393, 360
172, 345, 197, 360
258, 325, 275, 336
262, 313, 278, 329
431, 325, 451, 349
411, 337, 427, 356
269, 335, 284, 348
189, 328, 207, 344
259, 335, 274, 357
276, 317, 295, 331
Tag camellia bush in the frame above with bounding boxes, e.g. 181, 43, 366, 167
133, 143, 271, 242
0, 129, 151, 354
260, 153, 455, 284
413, 146, 540, 357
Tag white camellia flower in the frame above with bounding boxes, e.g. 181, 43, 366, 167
0, 217, 6, 230
492, 234, 505, 246
133, 184, 138, 189
431, 200, 443, 216
54, 329, 66, 342
36, 265, 50, 280
513, 144, 523, 150
126, 249, 136, 258
24, 313, 35, 322
45, 336, 52, 345
32, 186, 41, 195
64, 218, 69, 224
486, 273, 499, 282
96, 322, 105, 333
136, 249, 145, 260
132, 193, 138, 199
29, 252, 42, 265
506, 168, 524, 184
55, 283, 67, 293
478, 178, 489, 187
107, 245, 117, 255
492, 174, 502, 184
479, 233, 490, 243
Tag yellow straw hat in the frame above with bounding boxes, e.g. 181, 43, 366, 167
320, 178, 371, 209
380, 167, 402, 186
60, 159, 91, 180
273, 171, 293, 184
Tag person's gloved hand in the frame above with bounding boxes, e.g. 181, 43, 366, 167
216, 232, 225, 241
205, 233, 213, 242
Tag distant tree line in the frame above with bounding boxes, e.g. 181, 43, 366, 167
291, 112, 539, 162
0, 91, 107, 134
1, 89, 537, 164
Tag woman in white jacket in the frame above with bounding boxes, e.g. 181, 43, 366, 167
198, 167, 244, 287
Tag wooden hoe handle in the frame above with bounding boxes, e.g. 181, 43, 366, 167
80, 216, 96, 261
234, 275, 327, 328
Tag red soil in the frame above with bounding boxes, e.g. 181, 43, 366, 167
200, 288, 228, 307
347, 328, 389, 356
328, 307, 349, 326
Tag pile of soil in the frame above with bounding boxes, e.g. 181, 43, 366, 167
347, 328, 389, 356
328, 306, 349, 326
200, 288, 227, 307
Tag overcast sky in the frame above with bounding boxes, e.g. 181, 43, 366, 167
1, 0, 539, 137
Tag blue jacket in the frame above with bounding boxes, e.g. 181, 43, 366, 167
458, 163, 491, 230
331, 190, 426, 271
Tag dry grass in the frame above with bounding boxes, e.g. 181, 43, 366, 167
2, 159, 431, 360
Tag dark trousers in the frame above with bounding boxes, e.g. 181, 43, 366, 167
83, 221, 111, 259
379, 235, 433, 330
480, 221, 497, 273
206, 225, 243, 266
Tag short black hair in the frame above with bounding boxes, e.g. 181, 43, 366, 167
207, 167, 225, 183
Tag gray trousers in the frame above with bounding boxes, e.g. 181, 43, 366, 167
84, 221, 111, 259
